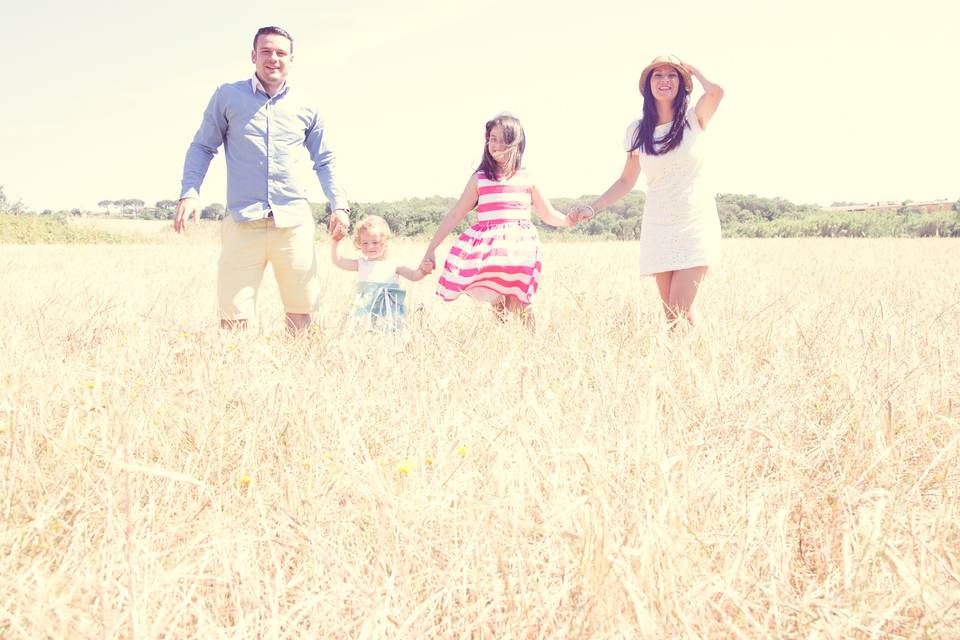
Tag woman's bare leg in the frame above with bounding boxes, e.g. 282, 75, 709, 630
654, 272, 678, 323
667, 266, 708, 325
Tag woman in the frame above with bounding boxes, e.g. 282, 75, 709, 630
576, 55, 724, 326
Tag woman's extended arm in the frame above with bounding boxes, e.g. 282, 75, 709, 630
582, 153, 642, 216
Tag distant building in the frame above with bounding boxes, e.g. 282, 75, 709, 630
828, 199, 953, 213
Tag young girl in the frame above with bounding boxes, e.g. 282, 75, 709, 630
420, 113, 585, 325
331, 215, 428, 331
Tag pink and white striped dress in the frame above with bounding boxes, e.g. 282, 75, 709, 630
437, 169, 542, 305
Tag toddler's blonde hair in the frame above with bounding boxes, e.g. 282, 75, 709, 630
353, 215, 392, 250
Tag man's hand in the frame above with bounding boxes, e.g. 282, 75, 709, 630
328, 208, 350, 238
174, 198, 200, 233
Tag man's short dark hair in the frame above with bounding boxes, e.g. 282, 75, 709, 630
253, 26, 294, 53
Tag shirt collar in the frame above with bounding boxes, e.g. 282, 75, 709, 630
251, 74, 289, 97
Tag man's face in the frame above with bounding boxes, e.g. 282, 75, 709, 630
251, 33, 293, 86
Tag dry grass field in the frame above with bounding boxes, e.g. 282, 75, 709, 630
67, 217, 175, 238
1, 229, 958, 638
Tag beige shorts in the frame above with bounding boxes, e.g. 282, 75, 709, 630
218, 216, 319, 320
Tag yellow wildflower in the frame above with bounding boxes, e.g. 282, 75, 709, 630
457, 445, 468, 457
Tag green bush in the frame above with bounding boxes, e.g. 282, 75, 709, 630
722, 209, 960, 239
0, 214, 129, 244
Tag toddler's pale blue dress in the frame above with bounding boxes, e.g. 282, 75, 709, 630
354, 258, 406, 332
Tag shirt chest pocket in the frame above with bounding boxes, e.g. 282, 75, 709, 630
268, 107, 310, 142
271, 120, 306, 142
268, 120, 309, 160
233, 107, 301, 144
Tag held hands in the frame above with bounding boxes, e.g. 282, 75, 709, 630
174, 198, 200, 233
419, 251, 436, 275
328, 209, 350, 240
566, 205, 596, 225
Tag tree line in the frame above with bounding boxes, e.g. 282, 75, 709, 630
5, 185, 960, 238
93, 199, 226, 220
320, 192, 960, 239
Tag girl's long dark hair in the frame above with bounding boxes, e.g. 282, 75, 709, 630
478, 114, 525, 181
630, 73, 689, 155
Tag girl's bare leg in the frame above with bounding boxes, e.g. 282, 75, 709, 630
491, 297, 508, 322
505, 296, 535, 330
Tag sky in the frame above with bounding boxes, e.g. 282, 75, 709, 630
1, 0, 957, 213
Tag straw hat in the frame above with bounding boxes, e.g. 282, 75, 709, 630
639, 55, 693, 93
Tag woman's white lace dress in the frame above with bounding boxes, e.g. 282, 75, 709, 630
624, 105, 721, 275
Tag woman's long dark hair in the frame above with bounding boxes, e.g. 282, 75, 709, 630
478, 114, 526, 181
630, 72, 689, 156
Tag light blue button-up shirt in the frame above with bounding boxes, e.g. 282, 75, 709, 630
180, 77, 348, 228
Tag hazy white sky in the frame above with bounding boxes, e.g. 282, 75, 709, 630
1, 0, 957, 212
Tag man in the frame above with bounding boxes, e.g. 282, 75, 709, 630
175, 26, 350, 332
